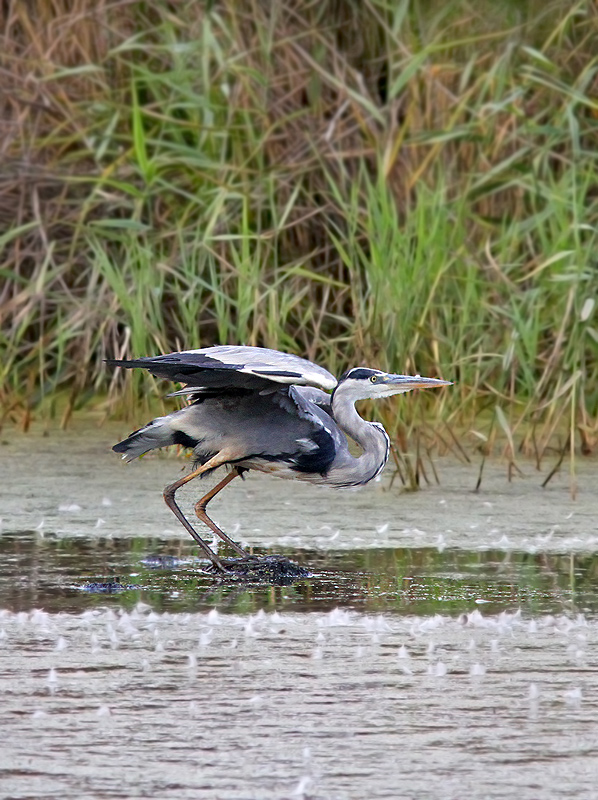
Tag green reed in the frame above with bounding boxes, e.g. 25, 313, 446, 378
0, 0, 597, 464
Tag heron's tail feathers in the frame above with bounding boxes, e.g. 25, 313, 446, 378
112, 416, 178, 461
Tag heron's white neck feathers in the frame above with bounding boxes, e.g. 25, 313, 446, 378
326, 388, 391, 487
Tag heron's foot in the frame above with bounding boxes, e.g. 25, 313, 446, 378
207, 554, 311, 585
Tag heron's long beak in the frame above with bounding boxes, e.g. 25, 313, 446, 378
379, 373, 452, 395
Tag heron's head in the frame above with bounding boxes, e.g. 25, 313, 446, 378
335, 368, 452, 402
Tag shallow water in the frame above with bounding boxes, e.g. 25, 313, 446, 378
1, 424, 598, 799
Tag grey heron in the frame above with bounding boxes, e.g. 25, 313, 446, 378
108, 346, 451, 573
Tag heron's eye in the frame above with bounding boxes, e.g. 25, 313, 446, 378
370, 375, 377, 383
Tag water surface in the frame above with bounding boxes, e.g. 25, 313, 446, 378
1, 425, 597, 799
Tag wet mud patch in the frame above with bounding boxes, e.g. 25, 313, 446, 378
210, 554, 311, 584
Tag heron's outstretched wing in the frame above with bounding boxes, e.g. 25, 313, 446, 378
107, 346, 337, 393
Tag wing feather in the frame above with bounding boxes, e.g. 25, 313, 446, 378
106, 345, 337, 392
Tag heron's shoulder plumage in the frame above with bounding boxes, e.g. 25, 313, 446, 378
268, 385, 340, 445
107, 346, 337, 393
287, 385, 333, 417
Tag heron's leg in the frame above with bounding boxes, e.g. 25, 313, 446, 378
194, 468, 248, 558
163, 458, 232, 572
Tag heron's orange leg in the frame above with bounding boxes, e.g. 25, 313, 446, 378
193, 467, 247, 558
163, 456, 238, 572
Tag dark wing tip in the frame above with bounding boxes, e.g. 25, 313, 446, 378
105, 358, 147, 368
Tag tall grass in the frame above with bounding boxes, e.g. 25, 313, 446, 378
1, 0, 597, 462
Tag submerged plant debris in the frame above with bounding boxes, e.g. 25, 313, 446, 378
81, 580, 137, 594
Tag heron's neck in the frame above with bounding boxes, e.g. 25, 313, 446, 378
329, 390, 390, 487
